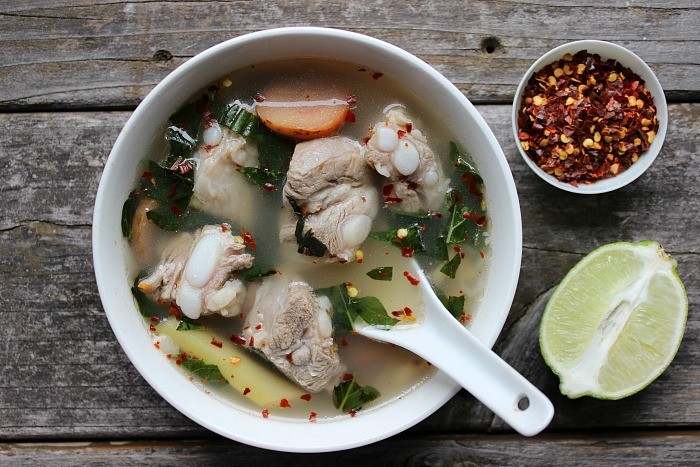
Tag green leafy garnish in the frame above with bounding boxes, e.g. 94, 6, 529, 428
440, 252, 462, 279
243, 264, 278, 282
369, 226, 425, 253
236, 167, 284, 189
181, 356, 227, 384
433, 284, 466, 320
366, 267, 393, 281
176, 315, 204, 331
294, 219, 328, 257
449, 141, 482, 183
333, 376, 381, 413
145, 198, 190, 232
121, 191, 139, 239
131, 281, 168, 318
142, 161, 194, 203
165, 125, 196, 162
316, 283, 398, 335
213, 101, 259, 137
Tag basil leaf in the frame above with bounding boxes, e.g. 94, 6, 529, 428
166, 101, 203, 166
369, 226, 424, 253
176, 315, 204, 331
446, 202, 485, 246
449, 141, 482, 183
440, 252, 462, 279
333, 376, 381, 412
243, 264, 278, 282
165, 125, 196, 162
353, 296, 398, 327
316, 283, 398, 334
122, 191, 139, 239
143, 161, 194, 203
131, 277, 169, 318
236, 167, 284, 189
181, 356, 227, 384
432, 284, 466, 319
316, 283, 357, 335
366, 266, 393, 281
146, 198, 190, 232
394, 211, 449, 261
294, 219, 328, 257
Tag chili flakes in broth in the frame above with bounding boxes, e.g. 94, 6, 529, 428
517, 50, 659, 186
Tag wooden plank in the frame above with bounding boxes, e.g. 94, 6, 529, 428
0, 1, 698, 109
1, 432, 699, 465
0, 105, 697, 438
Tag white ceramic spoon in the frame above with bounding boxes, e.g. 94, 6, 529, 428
357, 267, 554, 437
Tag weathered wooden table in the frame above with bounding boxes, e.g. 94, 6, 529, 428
1, 1, 698, 465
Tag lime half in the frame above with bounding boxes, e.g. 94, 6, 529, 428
540, 241, 688, 399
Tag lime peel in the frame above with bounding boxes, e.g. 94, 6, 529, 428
540, 241, 688, 400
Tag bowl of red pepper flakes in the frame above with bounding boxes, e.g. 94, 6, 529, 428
512, 40, 667, 194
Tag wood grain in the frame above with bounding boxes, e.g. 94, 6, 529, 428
2, 432, 699, 465
0, 104, 697, 439
1, 1, 698, 109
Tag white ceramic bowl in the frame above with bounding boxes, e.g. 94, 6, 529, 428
93, 27, 522, 452
512, 40, 667, 194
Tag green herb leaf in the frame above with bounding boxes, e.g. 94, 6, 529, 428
353, 296, 398, 327
121, 191, 139, 239
366, 267, 393, 281
243, 264, 278, 282
236, 167, 284, 189
214, 101, 259, 138
449, 141, 482, 183
176, 315, 204, 331
440, 252, 462, 279
143, 161, 194, 203
181, 356, 227, 384
146, 198, 190, 232
333, 376, 381, 412
165, 125, 196, 161
294, 219, 328, 257
432, 284, 466, 319
131, 277, 169, 318
316, 283, 398, 334
316, 283, 357, 335
369, 226, 424, 253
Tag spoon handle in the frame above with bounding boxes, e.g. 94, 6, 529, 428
361, 307, 554, 436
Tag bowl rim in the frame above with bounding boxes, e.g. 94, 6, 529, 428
93, 26, 522, 452
511, 39, 668, 194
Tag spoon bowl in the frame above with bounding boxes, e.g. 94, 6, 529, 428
357, 266, 554, 436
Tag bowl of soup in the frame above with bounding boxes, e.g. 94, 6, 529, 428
93, 27, 522, 452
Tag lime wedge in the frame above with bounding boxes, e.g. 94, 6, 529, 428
540, 241, 688, 399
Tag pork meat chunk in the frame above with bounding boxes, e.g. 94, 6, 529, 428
138, 225, 254, 319
364, 107, 447, 211
192, 117, 259, 226
282, 136, 378, 262
243, 275, 341, 392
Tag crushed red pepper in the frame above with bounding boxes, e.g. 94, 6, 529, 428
517, 50, 659, 186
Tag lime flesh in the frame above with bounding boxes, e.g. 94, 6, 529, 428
540, 241, 688, 399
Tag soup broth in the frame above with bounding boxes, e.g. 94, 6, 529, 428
124, 58, 490, 420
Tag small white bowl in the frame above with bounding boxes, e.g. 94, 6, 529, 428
94, 27, 522, 452
512, 40, 667, 194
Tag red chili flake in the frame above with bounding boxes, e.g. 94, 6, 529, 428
427, 210, 443, 218
345, 111, 356, 123
348, 409, 357, 417
358, 68, 366, 72
405, 123, 413, 133
401, 246, 414, 258
241, 229, 256, 250
342, 373, 354, 381
397, 129, 407, 138
362, 136, 371, 144
453, 245, 462, 253
385, 196, 403, 204
167, 303, 181, 320
175, 359, 182, 366
141, 171, 153, 180
229, 334, 245, 345
149, 324, 156, 332
154, 342, 160, 350
132, 189, 146, 197
179, 352, 188, 360
406, 181, 418, 191
476, 216, 487, 227
169, 205, 182, 217
371, 72, 384, 80
309, 412, 317, 423
243, 387, 251, 396
341, 336, 349, 347
480, 251, 485, 259
404, 307, 413, 316
391, 309, 404, 317
379, 272, 388, 278
263, 183, 275, 191
403, 271, 420, 285
382, 184, 395, 196
167, 182, 178, 200
249, 336, 255, 347
280, 398, 291, 408
300, 393, 312, 402
150, 317, 159, 323
210, 338, 223, 348
285, 353, 294, 363
254, 93, 265, 102
346, 95, 357, 107
262, 409, 270, 419
460, 252, 465, 259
